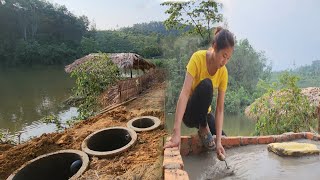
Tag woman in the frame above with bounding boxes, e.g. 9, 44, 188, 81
164, 27, 235, 158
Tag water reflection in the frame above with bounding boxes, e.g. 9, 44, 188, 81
165, 113, 256, 136
19, 107, 78, 142
0, 66, 77, 140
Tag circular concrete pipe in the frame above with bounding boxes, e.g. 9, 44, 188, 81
127, 116, 161, 132
81, 127, 137, 157
7, 149, 89, 180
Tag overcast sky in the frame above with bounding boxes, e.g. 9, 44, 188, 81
49, 0, 320, 71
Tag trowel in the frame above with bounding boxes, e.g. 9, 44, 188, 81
217, 153, 230, 169
217, 153, 235, 175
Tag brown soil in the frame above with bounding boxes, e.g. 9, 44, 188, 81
0, 82, 167, 180
0, 143, 14, 152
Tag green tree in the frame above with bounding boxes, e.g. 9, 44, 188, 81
80, 37, 99, 55
292, 60, 320, 87
223, 39, 272, 114
227, 39, 272, 93
162, 36, 202, 112
120, 21, 181, 36
0, 0, 89, 67
71, 53, 120, 119
161, 0, 223, 43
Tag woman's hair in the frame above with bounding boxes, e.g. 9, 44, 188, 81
212, 26, 235, 51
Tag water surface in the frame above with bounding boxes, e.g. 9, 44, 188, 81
166, 113, 256, 136
0, 66, 77, 142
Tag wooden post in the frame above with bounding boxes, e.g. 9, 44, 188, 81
317, 105, 320, 134
118, 84, 121, 103
138, 58, 140, 76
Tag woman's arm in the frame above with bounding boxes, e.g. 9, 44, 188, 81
215, 90, 226, 155
164, 72, 193, 148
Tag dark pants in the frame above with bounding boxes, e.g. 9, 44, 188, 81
183, 78, 226, 136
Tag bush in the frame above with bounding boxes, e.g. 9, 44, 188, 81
71, 53, 120, 119
251, 72, 317, 135
224, 87, 251, 114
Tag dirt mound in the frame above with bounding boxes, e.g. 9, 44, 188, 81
0, 82, 166, 179
0, 143, 14, 152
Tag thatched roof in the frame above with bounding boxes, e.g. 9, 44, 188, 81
245, 87, 320, 120
65, 53, 155, 73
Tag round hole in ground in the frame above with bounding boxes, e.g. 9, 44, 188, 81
132, 118, 155, 128
127, 116, 161, 132
86, 128, 132, 152
8, 150, 89, 180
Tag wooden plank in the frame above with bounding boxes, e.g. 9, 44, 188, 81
96, 97, 137, 115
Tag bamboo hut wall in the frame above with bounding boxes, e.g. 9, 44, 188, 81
99, 69, 165, 108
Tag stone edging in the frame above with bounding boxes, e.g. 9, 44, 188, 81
162, 132, 320, 180
163, 137, 189, 180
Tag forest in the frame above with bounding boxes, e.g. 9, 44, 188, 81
1, 0, 318, 116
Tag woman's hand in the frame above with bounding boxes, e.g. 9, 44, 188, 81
216, 142, 226, 159
164, 73, 193, 149
164, 132, 180, 149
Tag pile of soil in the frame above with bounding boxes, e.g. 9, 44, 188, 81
0, 143, 14, 152
0, 82, 167, 180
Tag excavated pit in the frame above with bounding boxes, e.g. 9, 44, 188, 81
81, 127, 137, 157
7, 150, 89, 180
127, 116, 161, 132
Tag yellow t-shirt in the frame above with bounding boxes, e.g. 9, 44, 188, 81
186, 50, 228, 112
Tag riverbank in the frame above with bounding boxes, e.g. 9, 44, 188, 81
0, 82, 166, 179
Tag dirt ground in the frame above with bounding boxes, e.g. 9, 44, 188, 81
0, 82, 167, 180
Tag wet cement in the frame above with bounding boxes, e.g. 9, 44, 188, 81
183, 139, 320, 180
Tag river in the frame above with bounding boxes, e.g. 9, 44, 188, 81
0, 66, 256, 143
165, 113, 256, 136
0, 66, 78, 142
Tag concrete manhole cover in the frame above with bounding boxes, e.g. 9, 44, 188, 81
7, 149, 89, 180
127, 116, 161, 132
81, 126, 137, 157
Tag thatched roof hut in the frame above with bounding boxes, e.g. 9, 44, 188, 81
65, 53, 155, 73
245, 87, 320, 121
